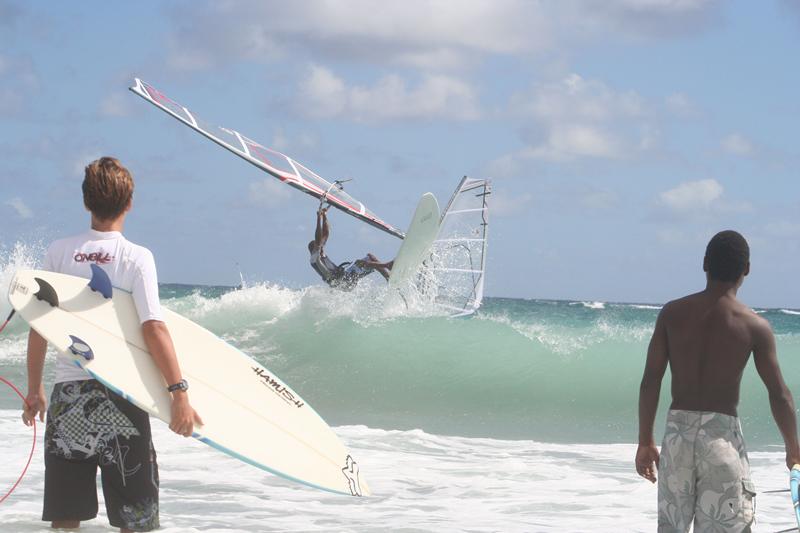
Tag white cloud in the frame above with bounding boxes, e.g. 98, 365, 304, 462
657, 179, 752, 217
247, 178, 292, 208
660, 179, 723, 211
507, 74, 652, 162
721, 133, 755, 156
6, 197, 32, 219
665, 92, 696, 116
490, 190, 533, 217
522, 124, 625, 161
517, 73, 646, 122
298, 65, 480, 122
163, 1, 722, 73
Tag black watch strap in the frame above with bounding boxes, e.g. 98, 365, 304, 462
167, 379, 188, 393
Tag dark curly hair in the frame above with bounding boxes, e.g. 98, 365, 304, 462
704, 230, 749, 282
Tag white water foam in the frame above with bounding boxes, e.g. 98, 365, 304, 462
1, 411, 792, 532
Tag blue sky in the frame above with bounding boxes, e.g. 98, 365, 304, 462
1, 0, 798, 307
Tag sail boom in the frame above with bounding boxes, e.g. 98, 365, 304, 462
130, 78, 404, 239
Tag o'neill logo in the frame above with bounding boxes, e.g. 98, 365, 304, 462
251, 367, 304, 409
74, 252, 114, 265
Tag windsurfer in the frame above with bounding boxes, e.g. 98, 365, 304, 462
308, 207, 392, 289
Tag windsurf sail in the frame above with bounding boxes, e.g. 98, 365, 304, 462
422, 176, 490, 317
129, 78, 404, 239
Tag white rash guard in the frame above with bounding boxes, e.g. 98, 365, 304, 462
43, 229, 164, 383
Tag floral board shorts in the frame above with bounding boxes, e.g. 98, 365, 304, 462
658, 409, 756, 532
43, 379, 159, 531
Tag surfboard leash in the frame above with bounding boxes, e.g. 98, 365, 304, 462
0, 375, 37, 505
0, 310, 15, 334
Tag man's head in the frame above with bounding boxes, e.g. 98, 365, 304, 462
308, 240, 317, 253
82, 157, 134, 221
703, 230, 750, 283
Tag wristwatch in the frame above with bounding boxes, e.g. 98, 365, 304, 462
167, 379, 188, 393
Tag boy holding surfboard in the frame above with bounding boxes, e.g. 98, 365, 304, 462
20, 157, 202, 532
636, 230, 800, 531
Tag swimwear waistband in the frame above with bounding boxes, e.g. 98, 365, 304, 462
667, 409, 741, 432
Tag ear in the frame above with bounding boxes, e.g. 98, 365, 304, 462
744, 261, 750, 277
702, 255, 708, 272
125, 198, 133, 213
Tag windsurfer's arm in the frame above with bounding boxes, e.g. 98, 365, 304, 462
141, 320, 203, 437
315, 208, 330, 249
636, 307, 669, 483
22, 328, 47, 426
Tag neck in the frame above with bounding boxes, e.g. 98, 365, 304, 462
91, 215, 125, 232
704, 279, 740, 299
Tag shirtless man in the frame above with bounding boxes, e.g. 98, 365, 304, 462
308, 207, 392, 288
636, 230, 800, 532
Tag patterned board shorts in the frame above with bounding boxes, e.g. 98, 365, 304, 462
43, 380, 159, 531
658, 409, 756, 533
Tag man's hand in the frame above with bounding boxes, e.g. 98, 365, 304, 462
22, 387, 46, 426
635, 443, 659, 483
786, 451, 800, 471
169, 393, 203, 437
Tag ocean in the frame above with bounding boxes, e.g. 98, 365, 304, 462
1, 243, 798, 531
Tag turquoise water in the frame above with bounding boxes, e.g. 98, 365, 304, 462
2, 243, 799, 531
2, 258, 798, 447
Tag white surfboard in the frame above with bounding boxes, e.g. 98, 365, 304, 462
388, 192, 440, 289
7, 267, 368, 497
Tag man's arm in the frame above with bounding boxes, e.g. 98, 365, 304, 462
636, 308, 670, 483
752, 317, 800, 469
22, 329, 48, 426
314, 208, 330, 250
141, 320, 203, 437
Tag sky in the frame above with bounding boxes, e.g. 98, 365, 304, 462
1, 0, 798, 307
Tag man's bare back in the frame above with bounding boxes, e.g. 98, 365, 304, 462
660, 289, 769, 417
636, 229, 800, 486
635, 230, 800, 529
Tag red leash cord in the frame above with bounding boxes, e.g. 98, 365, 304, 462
0, 376, 37, 504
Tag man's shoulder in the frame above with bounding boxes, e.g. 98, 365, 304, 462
661, 293, 698, 314
120, 238, 156, 268
48, 231, 87, 248
122, 238, 154, 257
46, 231, 90, 256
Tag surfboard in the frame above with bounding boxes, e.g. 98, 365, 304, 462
7, 266, 368, 497
388, 192, 440, 289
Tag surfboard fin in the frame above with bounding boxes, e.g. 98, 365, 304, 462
88, 264, 113, 299
68, 335, 94, 361
33, 278, 59, 307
